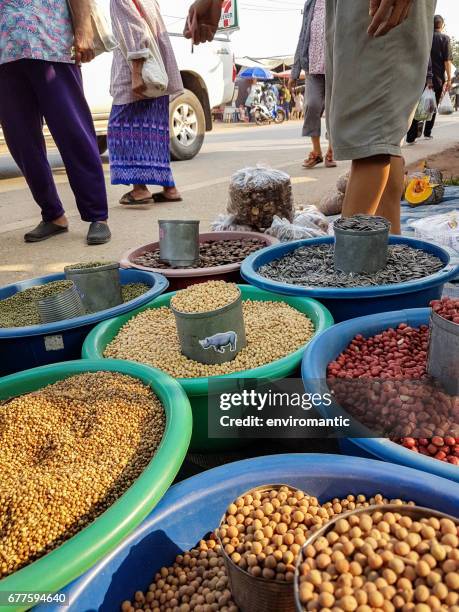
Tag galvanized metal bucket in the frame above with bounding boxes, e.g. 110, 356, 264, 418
218, 484, 304, 612
37, 283, 85, 324
294, 504, 459, 611
65, 262, 122, 313
159, 220, 200, 268
171, 291, 246, 365
334, 219, 390, 275
428, 311, 459, 395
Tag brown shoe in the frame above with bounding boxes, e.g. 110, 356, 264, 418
325, 152, 337, 168
303, 152, 324, 169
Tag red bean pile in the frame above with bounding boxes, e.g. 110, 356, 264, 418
327, 313, 459, 466
431, 297, 459, 324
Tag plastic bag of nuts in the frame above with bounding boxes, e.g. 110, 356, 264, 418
227, 166, 294, 231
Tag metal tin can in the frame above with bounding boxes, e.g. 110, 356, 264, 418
428, 311, 459, 395
159, 220, 200, 268
334, 222, 390, 275
65, 262, 123, 313
37, 284, 85, 324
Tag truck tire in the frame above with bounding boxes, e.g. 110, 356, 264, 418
170, 89, 206, 161
97, 135, 108, 155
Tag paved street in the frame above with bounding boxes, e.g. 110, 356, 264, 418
0, 115, 458, 285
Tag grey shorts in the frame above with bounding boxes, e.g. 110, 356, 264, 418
325, 0, 436, 160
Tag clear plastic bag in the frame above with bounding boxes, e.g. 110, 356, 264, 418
414, 88, 437, 121
438, 91, 454, 115
293, 206, 329, 233
410, 211, 459, 253
228, 166, 294, 231
210, 214, 253, 233
265, 216, 327, 242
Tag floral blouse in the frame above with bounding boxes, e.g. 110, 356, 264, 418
308, 0, 326, 75
0, 0, 74, 66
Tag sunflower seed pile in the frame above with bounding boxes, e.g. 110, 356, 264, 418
334, 215, 390, 232
258, 244, 444, 289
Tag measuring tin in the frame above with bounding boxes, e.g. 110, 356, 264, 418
334, 215, 390, 275
159, 220, 200, 268
65, 262, 123, 314
428, 311, 459, 395
37, 283, 85, 324
171, 289, 246, 365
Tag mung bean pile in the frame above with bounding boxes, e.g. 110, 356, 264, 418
120, 492, 413, 612
0, 372, 165, 578
134, 239, 265, 270
104, 299, 315, 378
334, 215, 391, 232
258, 244, 444, 288
0, 282, 150, 328
65, 261, 116, 271
298, 508, 459, 611
171, 282, 240, 314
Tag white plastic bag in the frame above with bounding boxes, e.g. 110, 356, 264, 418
414, 88, 437, 121
211, 214, 253, 233
293, 206, 329, 233
438, 91, 454, 115
410, 211, 459, 253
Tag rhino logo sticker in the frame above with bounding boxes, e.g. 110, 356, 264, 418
199, 331, 238, 354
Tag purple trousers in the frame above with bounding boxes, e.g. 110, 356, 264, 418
0, 59, 108, 223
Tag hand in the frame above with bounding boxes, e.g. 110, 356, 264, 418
74, 26, 95, 64
288, 78, 297, 92
444, 79, 452, 92
368, 0, 413, 37
132, 64, 147, 98
184, 0, 222, 45
427, 78, 434, 90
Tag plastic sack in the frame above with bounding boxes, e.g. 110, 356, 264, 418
336, 172, 350, 195
293, 206, 329, 233
210, 214, 253, 233
228, 166, 294, 231
317, 191, 344, 216
414, 88, 437, 121
410, 211, 459, 253
438, 91, 454, 115
265, 216, 327, 242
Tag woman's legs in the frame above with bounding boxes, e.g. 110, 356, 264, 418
303, 75, 327, 168
375, 156, 404, 234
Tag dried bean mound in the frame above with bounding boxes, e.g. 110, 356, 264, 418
0, 372, 165, 578
134, 240, 265, 270
104, 300, 314, 378
171, 282, 240, 314
334, 215, 390, 232
327, 324, 459, 465
0, 282, 149, 328
65, 261, 116, 271
298, 508, 459, 612
121, 535, 238, 612
431, 298, 459, 324
259, 244, 444, 289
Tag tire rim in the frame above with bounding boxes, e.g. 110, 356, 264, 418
173, 103, 199, 147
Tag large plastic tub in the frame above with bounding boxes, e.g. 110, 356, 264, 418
0, 270, 168, 376
40, 453, 459, 612
0, 359, 192, 612
302, 308, 459, 483
241, 236, 458, 322
82, 286, 334, 453
120, 231, 279, 291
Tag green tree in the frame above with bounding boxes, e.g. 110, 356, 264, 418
451, 37, 459, 68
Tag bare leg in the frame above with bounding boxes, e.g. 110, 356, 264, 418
311, 136, 322, 156
342, 154, 391, 218
375, 156, 404, 234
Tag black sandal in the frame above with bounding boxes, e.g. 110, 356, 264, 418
119, 192, 154, 205
152, 192, 183, 203
24, 221, 68, 243
87, 222, 111, 245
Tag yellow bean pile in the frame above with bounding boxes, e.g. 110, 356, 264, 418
0, 372, 165, 578
171, 282, 241, 314
104, 301, 315, 378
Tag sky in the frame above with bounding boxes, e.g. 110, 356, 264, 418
159, 0, 459, 59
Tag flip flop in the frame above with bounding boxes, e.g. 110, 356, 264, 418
152, 192, 183, 203
119, 192, 154, 205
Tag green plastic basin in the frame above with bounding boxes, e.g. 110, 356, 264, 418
82, 286, 334, 452
0, 359, 192, 612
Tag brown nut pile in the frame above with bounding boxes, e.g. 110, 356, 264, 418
171, 282, 241, 314
121, 535, 238, 612
105, 300, 314, 379
298, 508, 459, 612
0, 372, 165, 578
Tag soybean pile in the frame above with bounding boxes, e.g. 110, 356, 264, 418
0, 372, 165, 578
258, 244, 444, 289
104, 292, 315, 378
120, 490, 417, 612
134, 239, 265, 270
0, 281, 150, 328
171, 282, 240, 314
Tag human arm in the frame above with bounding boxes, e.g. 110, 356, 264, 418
367, 0, 414, 37
67, 0, 95, 63
444, 37, 453, 91
183, 0, 222, 45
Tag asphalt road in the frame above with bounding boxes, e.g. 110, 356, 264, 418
0, 116, 458, 285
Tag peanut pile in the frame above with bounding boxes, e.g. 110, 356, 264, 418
0, 372, 165, 578
171, 282, 241, 314
105, 300, 315, 378
298, 508, 459, 611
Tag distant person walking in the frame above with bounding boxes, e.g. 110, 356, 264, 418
290, 0, 336, 169
109, 0, 183, 206
0, 0, 111, 244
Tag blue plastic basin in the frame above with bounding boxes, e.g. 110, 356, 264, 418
301, 308, 459, 483
40, 454, 459, 612
0, 271, 168, 376
241, 236, 459, 322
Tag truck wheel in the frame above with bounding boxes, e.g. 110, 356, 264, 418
170, 90, 205, 161
97, 135, 108, 155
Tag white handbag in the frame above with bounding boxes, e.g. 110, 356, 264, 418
90, 0, 118, 56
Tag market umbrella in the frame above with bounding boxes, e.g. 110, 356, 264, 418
239, 66, 274, 81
